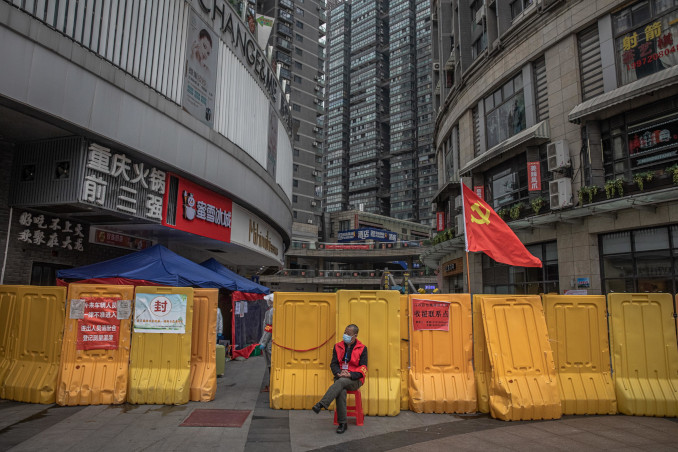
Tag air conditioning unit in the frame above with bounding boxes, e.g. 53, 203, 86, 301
454, 195, 463, 210
432, 62, 441, 71
475, 8, 485, 24
311, 201, 317, 206
455, 214, 465, 234
549, 178, 573, 210
313, 98, 319, 104
313, 141, 319, 147
547, 140, 571, 171
313, 127, 319, 132
307, 219, 313, 224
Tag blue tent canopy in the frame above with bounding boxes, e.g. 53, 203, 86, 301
200, 258, 270, 294
57, 244, 240, 290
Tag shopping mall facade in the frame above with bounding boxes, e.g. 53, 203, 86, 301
0, 0, 293, 284
425, 0, 678, 295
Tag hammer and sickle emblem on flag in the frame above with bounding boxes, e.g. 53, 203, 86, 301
470, 203, 491, 225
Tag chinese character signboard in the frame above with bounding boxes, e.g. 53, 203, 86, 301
474, 186, 484, 199
436, 212, 445, 232
182, 10, 218, 127
337, 228, 398, 242
17, 211, 86, 252
527, 161, 541, 191
134, 293, 188, 334
617, 11, 678, 86
162, 173, 232, 243
76, 297, 121, 350
411, 299, 450, 331
627, 115, 678, 167
80, 143, 166, 222
89, 227, 155, 251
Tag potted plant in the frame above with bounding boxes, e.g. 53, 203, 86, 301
530, 196, 545, 214
604, 178, 625, 199
632, 171, 654, 191
577, 185, 599, 206
497, 207, 509, 219
509, 202, 524, 220
667, 164, 678, 184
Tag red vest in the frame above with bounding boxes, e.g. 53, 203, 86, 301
335, 339, 367, 384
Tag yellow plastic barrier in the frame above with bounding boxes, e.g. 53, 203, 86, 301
190, 288, 218, 402
473, 295, 491, 413
1, 286, 66, 404
408, 294, 476, 414
0, 286, 25, 387
337, 290, 400, 417
542, 295, 616, 415
57, 285, 134, 406
399, 295, 409, 411
608, 293, 678, 417
128, 287, 194, 405
479, 295, 561, 421
270, 292, 337, 410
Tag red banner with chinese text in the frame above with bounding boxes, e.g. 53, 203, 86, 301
411, 298, 450, 331
474, 186, 485, 199
436, 212, 445, 231
76, 297, 120, 350
527, 162, 541, 191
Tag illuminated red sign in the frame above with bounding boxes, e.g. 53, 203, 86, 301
436, 212, 445, 231
324, 244, 370, 250
162, 173, 232, 242
527, 162, 541, 191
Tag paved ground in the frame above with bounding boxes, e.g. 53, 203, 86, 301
1, 357, 677, 451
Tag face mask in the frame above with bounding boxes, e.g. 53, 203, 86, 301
343, 333, 352, 344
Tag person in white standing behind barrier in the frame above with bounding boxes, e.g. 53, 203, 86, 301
259, 293, 274, 392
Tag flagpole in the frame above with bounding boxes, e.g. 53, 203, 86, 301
460, 181, 471, 294
465, 249, 471, 294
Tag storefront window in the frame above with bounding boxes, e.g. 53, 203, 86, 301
482, 241, 559, 294
600, 226, 678, 294
484, 154, 528, 209
485, 73, 526, 149
613, 0, 678, 86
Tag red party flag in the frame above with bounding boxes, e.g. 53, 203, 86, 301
461, 183, 542, 267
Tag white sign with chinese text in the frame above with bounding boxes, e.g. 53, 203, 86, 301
17, 211, 85, 252
81, 143, 166, 222
133, 293, 188, 334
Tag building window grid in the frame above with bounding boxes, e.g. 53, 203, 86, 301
482, 241, 559, 294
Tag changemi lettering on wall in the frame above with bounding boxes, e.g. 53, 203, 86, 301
248, 220, 279, 256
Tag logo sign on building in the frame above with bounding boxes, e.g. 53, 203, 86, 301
81, 143, 166, 222
411, 299, 450, 331
162, 173, 232, 243
442, 257, 463, 277
89, 228, 155, 251
230, 203, 284, 264
74, 297, 121, 350
256, 14, 274, 51
474, 186, 484, 199
527, 161, 541, 191
17, 210, 86, 252
436, 212, 445, 231
337, 228, 397, 242
182, 10, 218, 127
627, 115, 678, 167
134, 293, 188, 334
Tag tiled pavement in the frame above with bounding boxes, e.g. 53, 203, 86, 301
1, 357, 677, 451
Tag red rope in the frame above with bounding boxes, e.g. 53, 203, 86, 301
272, 334, 334, 352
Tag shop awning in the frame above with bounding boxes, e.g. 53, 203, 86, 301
432, 180, 462, 206
568, 65, 678, 123
459, 120, 550, 176
200, 258, 270, 294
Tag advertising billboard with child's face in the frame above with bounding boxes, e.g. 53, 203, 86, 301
183, 10, 218, 127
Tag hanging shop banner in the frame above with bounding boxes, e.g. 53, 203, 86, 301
337, 228, 398, 242
162, 173, 232, 243
617, 9, 678, 86
134, 293, 188, 334
256, 15, 274, 51
76, 297, 121, 350
17, 210, 87, 252
474, 186, 484, 199
436, 212, 445, 232
182, 9, 218, 127
81, 142, 166, 222
89, 227, 155, 251
627, 115, 678, 167
527, 161, 541, 191
412, 298, 450, 331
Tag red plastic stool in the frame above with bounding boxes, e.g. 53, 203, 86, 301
333, 390, 364, 426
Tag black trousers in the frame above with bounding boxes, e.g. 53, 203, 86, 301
319, 377, 362, 423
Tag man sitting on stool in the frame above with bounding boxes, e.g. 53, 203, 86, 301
312, 324, 368, 434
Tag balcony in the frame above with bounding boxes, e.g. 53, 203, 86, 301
279, 0, 293, 10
